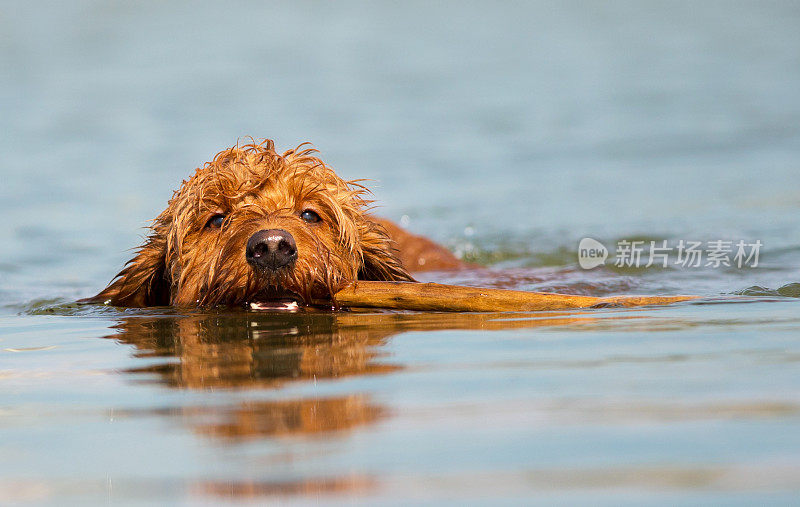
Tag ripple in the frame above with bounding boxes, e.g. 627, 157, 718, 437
736, 282, 800, 298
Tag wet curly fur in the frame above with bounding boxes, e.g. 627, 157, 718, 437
87, 140, 416, 308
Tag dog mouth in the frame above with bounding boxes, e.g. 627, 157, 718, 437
247, 287, 305, 311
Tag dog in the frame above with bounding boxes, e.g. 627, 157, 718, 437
86, 140, 462, 309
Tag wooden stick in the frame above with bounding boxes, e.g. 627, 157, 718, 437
333, 281, 699, 312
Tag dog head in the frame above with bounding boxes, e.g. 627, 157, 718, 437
90, 140, 413, 308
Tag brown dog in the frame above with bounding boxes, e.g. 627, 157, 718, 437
86, 140, 462, 309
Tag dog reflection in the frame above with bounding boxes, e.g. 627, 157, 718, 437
108, 310, 613, 443
108, 310, 608, 390
193, 395, 384, 441
107, 312, 397, 442
111, 312, 401, 389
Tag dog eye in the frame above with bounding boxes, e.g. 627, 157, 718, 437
206, 214, 226, 229
300, 210, 321, 223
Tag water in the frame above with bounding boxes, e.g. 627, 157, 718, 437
1, 1, 800, 504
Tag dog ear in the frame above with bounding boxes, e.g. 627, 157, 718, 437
82, 234, 171, 307
357, 220, 416, 282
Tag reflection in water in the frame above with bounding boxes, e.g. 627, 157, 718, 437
193, 395, 385, 441
194, 475, 376, 500
112, 312, 402, 389
105, 309, 622, 442
106, 309, 618, 390
103, 308, 634, 499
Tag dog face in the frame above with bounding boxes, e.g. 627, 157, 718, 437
90, 140, 413, 308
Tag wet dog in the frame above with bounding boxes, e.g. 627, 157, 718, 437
86, 140, 462, 309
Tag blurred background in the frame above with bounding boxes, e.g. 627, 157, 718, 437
1, 0, 799, 306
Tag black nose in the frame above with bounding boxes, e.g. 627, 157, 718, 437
246, 229, 298, 271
